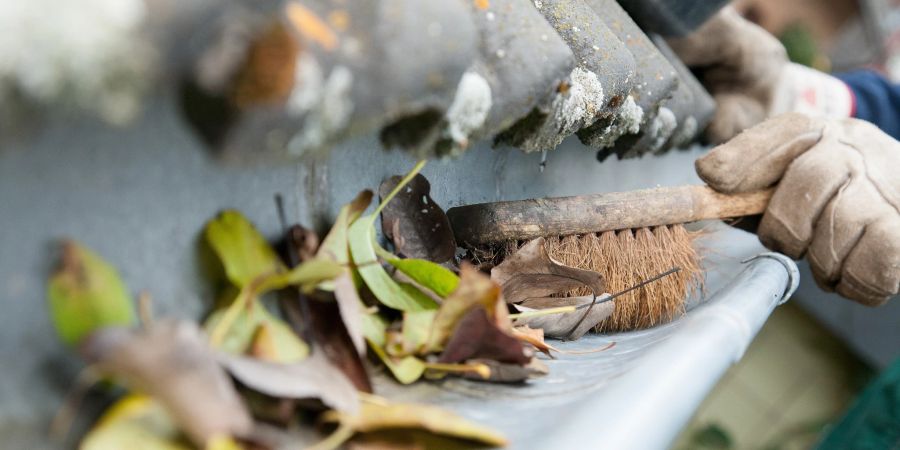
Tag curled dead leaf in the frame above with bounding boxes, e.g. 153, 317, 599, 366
491, 237, 604, 304
437, 308, 530, 366
378, 174, 456, 264
424, 264, 507, 353
515, 295, 614, 340
218, 350, 359, 413
81, 320, 253, 447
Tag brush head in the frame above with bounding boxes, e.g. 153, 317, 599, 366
486, 224, 703, 332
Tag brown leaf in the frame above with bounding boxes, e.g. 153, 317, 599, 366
510, 325, 554, 357
461, 358, 549, 383
281, 290, 373, 393
286, 224, 320, 263
515, 295, 614, 340
378, 174, 456, 264
437, 308, 530, 365
491, 237, 605, 304
424, 263, 507, 353
218, 350, 359, 413
81, 320, 253, 447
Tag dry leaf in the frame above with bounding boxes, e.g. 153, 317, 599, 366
80, 394, 190, 450
510, 326, 554, 357
491, 237, 604, 304
321, 397, 508, 447
461, 358, 549, 383
438, 308, 530, 365
378, 174, 456, 264
284, 224, 320, 263
515, 295, 614, 340
81, 320, 253, 447
424, 264, 506, 353
218, 350, 359, 413
281, 290, 373, 393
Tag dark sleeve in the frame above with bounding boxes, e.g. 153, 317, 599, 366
835, 69, 900, 140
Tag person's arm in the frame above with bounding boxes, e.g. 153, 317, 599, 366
695, 113, 900, 306
836, 69, 900, 140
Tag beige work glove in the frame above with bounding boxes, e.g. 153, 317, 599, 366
696, 113, 900, 306
668, 7, 853, 144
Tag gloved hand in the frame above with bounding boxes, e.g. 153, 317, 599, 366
668, 7, 853, 143
696, 113, 900, 306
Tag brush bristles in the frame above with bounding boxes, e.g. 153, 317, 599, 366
520, 225, 703, 332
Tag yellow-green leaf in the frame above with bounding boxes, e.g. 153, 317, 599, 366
208, 258, 342, 347
204, 301, 308, 363
361, 313, 387, 348
81, 395, 190, 450
262, 258, 344, 292
48, 240, 136, 346
205, 210, 284, 288
367, 337, 425, 385
401, 310, 436, 355
389, 258, 459, 298
317, 190, 373, 265
322, 396, 507, 447
348, 216, 437, 312
249, 320, 307, 363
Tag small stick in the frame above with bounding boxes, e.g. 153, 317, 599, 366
564, 267, 681, 339
275, 194, 316, 350
574, 267, 682, 311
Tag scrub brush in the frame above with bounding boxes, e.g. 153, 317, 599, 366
447, 185, 773, 331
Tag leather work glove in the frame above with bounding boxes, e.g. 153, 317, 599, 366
668, 7, 853, 144
696, 113, 900, 306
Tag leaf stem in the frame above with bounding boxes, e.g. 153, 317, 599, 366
424, 362, 491, 379
373, 160, 427, 216
308, 421, 356, 450
509, 306, 577, 320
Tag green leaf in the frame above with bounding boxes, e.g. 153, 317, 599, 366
205, 210, 284, 288
47, 240, 136, 346
348, 216, 437, 312
249, 319, 308, 363
204, 301, 308, 363
367, 337, 425, 385
263, 258, 344, 292
388, 258, 459, 298
317, 190, 373, 265
81, 395, 190, 450
401, 310, 436, 355
361, 313, 388, 348
208, 258, 341, 347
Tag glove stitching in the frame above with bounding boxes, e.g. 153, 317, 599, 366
841, 270, 892, 301
733, 129, 823, 192
840, 137, 900, 217
826, 179, 851, 271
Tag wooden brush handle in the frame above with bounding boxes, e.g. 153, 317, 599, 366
447, 185, 774, 244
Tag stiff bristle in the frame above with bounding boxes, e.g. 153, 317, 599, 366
538, 225, 703, 331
